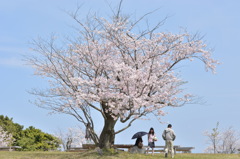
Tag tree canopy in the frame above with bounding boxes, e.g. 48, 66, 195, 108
17, 126, 60, 151
0, 115, 60, 151
0, 115, 23, 142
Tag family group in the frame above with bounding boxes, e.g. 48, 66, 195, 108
131, 124, 176, 158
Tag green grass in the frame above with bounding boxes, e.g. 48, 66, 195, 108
0, 151, 239, 159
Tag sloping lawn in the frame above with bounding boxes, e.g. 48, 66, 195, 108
0, 151, 239, 159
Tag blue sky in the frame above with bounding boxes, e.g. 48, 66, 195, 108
1, 0, 240, 153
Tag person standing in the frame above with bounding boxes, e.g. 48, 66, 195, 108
146, 127, 156, 154
162, 124, 176, 158
85, 123, 91, 144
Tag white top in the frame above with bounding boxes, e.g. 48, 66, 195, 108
148, 134, 155, 142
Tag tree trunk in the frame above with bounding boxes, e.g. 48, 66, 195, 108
98, 116, 117, 149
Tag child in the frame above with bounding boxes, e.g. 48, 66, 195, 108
147, 127, 157, 154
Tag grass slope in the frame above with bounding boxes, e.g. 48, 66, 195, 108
0, 151, 239, 159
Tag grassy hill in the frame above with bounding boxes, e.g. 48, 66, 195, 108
0, 151, 239, 159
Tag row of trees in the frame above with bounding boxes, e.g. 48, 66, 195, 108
204, 122, 240, 154
0, 115, 60, 151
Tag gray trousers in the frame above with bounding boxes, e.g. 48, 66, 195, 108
164, 140, 174, 158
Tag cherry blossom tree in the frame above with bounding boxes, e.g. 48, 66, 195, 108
54, 126, 85, 151
220, 127, 240, 154
0, 126, 13, 147
204, 122, 221, 153
27, 2, 219, 149
204, 123, 240, 154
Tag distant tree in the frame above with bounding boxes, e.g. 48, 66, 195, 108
27, 1, 219, 148
204, 122, 221, 153
219, 127, 240, 154
0, 115, 24, 144
0, 115, 61, 151
0, 126, 14, 147
54, 126, 85, 151
204, 123, 240, 154
17, 126, 60, 151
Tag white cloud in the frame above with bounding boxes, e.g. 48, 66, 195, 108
0, 57, 28, 68
0, 44, 32, 68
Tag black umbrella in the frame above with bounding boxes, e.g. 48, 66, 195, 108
131, 131, 148, 139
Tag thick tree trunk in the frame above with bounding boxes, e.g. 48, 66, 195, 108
98, 116, 117, 149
